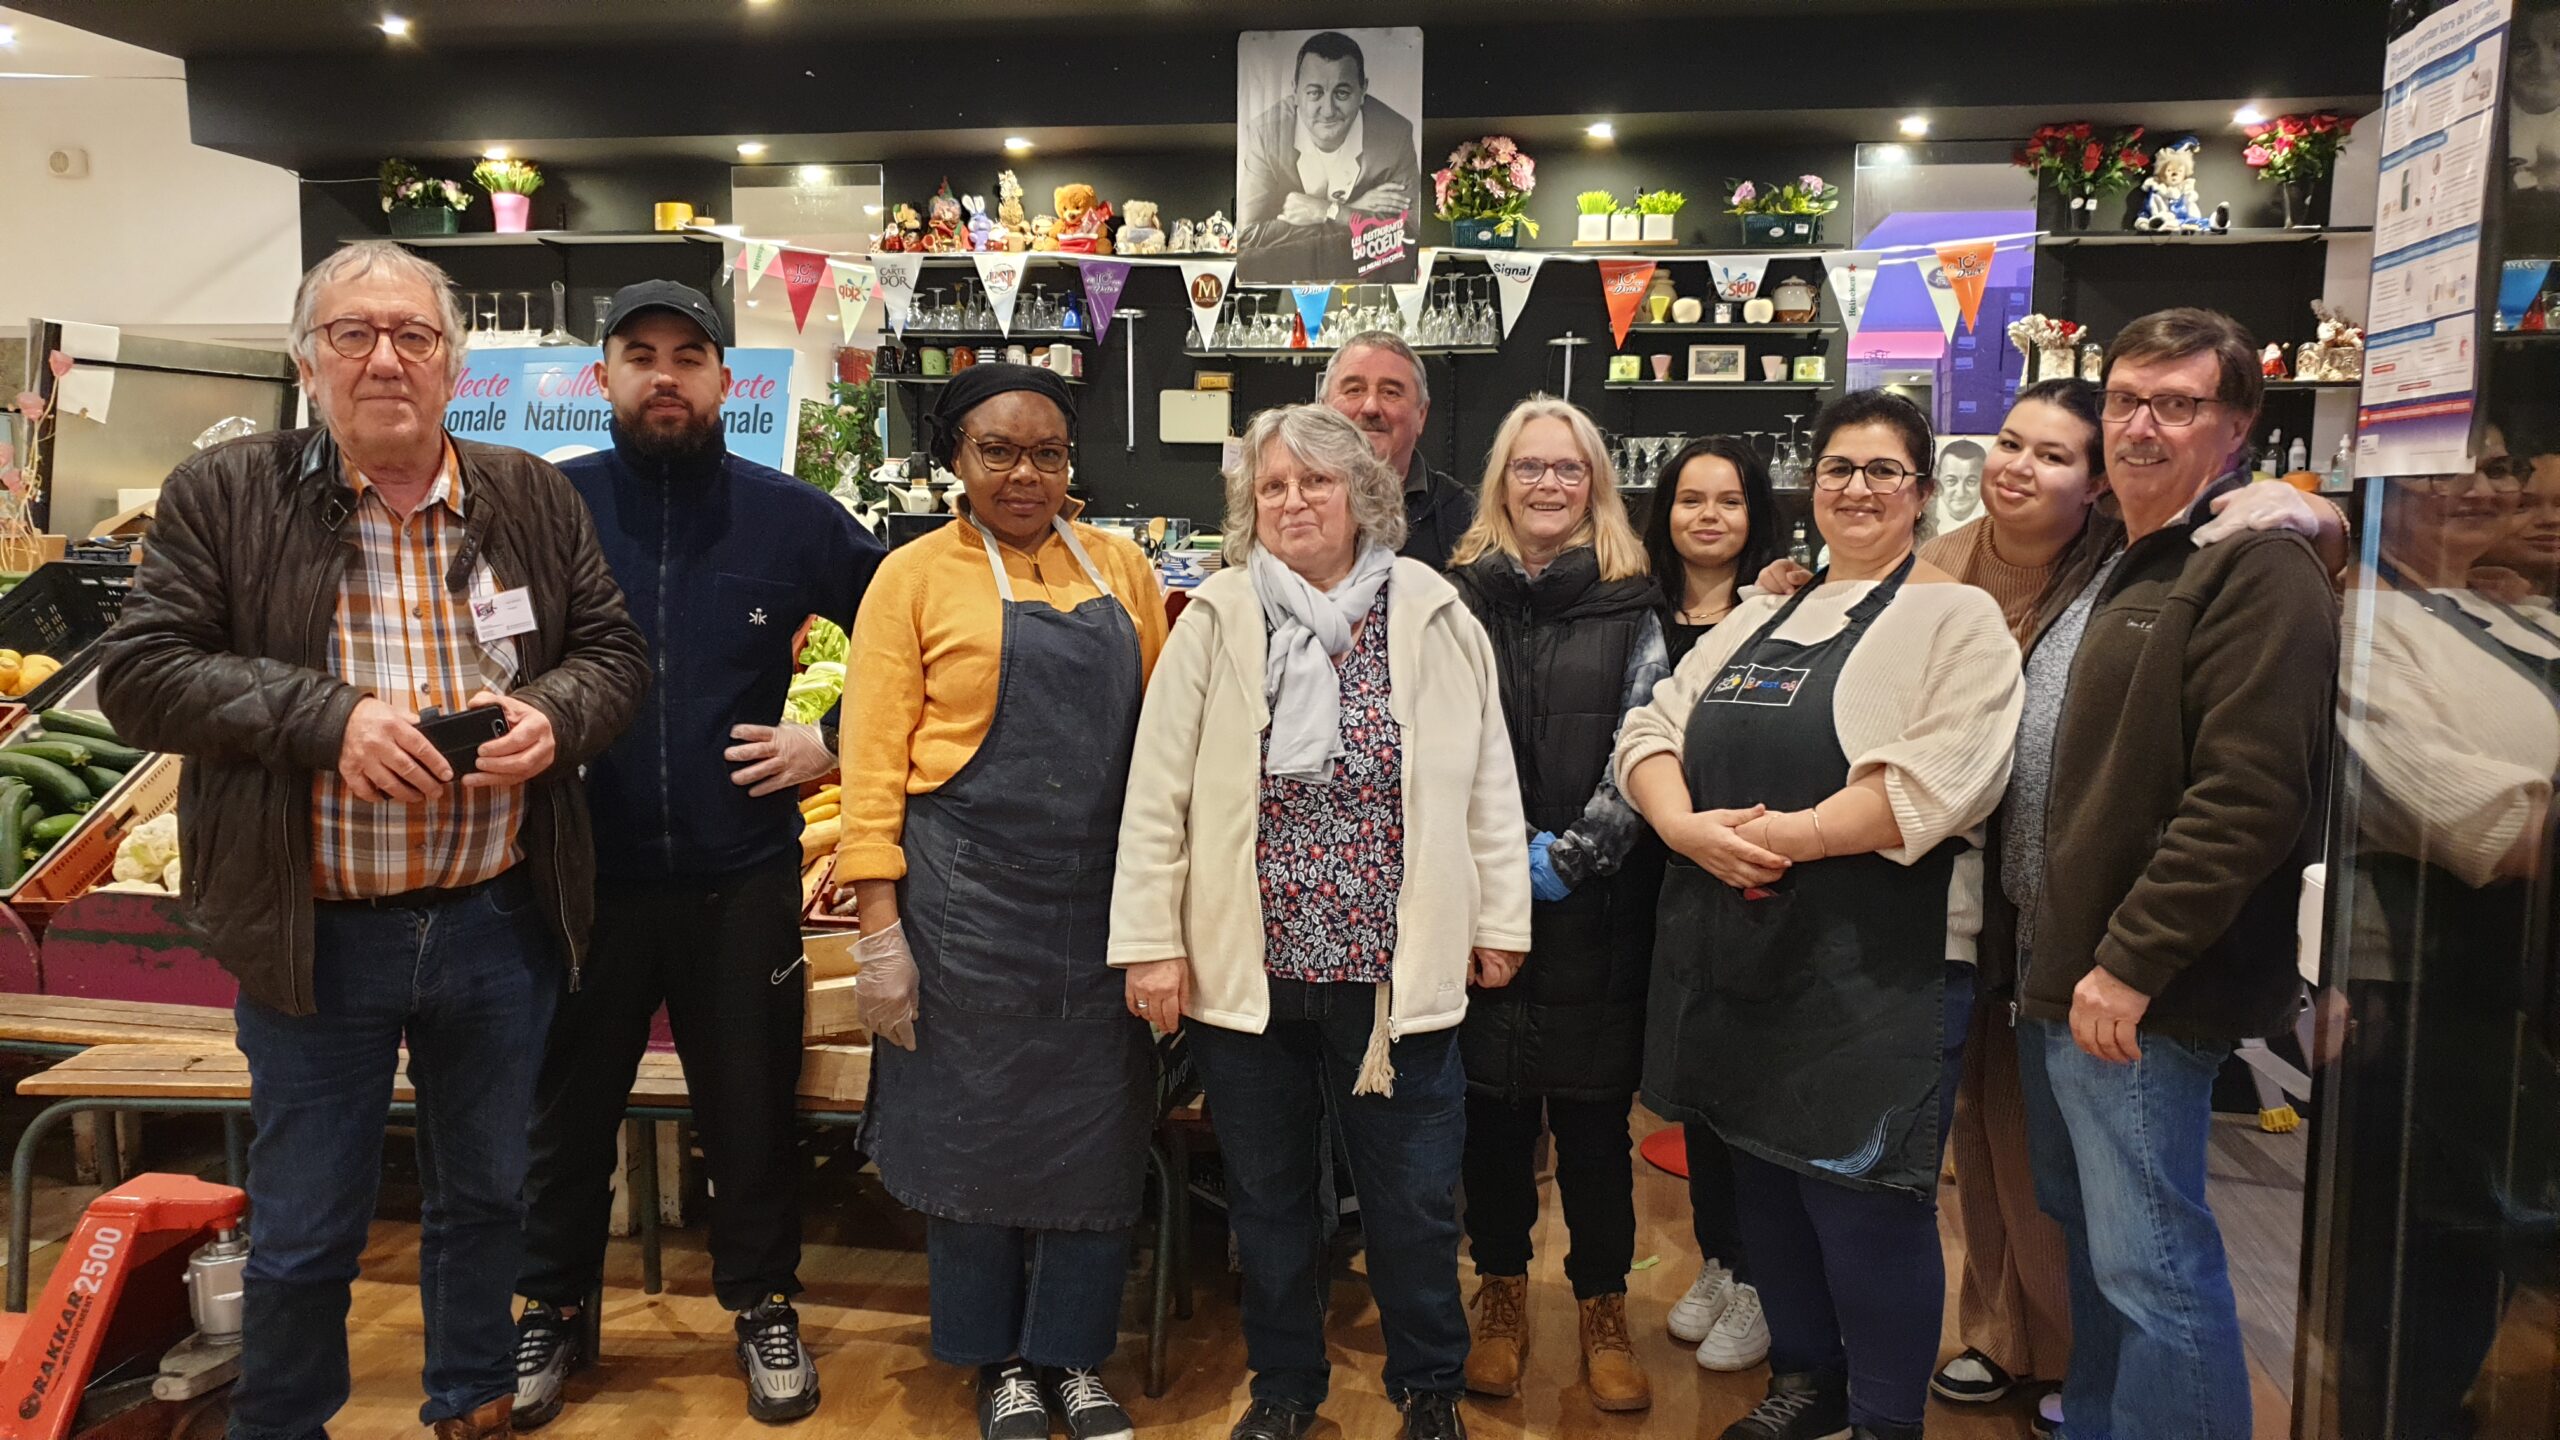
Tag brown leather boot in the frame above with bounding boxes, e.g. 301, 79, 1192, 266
1579, 1293, 1651, 1412
1462, 1273, 1529, 1398
430, 1396, 512, 1439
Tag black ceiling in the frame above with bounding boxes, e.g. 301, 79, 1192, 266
17, 0, 2175, 55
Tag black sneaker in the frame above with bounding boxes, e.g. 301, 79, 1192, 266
1045, 1365, 1133, 1440
1718, 1370, 1850, 1440
978, 1362, 1049, 1440
734, 1294, 819, 1424
1929, 1347, 2017, 1403
511, 1300, 583, 1430
1228, 1398, 1318, 1440
1398, 1390, 1467, 1440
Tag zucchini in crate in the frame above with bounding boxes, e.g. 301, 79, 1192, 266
2, 741, 94, 770
0, 751, 87, 812
35, 710, 118, 743
0, 778, 28, 888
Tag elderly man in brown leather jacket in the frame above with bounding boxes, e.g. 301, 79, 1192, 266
96, 241, 646, 1440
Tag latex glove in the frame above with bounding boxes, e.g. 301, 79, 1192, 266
853, 920, 920, 1051
1528, 831, 1573, 903
726, 722, 836, 797
2194, 480, 2338, 548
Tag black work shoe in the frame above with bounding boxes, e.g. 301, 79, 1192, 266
1045, 1366, 1134, 1440
511, 1300, 583, 1430
1228, 1398, 1318, 1440
734, 1294, 819, 1424
1398, 1390, 1468, 1440
1718, 1370, 1850, 1440
979, 1362, 1049, 1440
1929, 1346, 2017, 1403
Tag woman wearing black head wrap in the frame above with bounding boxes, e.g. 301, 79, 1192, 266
831, 365, 1172, 1439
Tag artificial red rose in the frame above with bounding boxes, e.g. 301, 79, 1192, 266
2244, 145, 2272, 168
2125, 125, 2146, 141
2125, 148, 2151, 171
2311, 113, 2338, 133
2084, 142, 2103, 174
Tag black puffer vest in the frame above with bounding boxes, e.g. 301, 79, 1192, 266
1449, 547, 1665, 1100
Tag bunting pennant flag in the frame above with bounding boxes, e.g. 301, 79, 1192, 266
1486, 252, 1548, 338
1081, 260, 1134, 341
1180, 260, 1235, 348
1596, 260, 1655, 347
1822, 251, 1882, 341
1923, 258, 1962, 340
1706, 255, 1771, 303
1390, 249, 1438, 333
1935, 240, 1996, 334
971, 251, 1027, 335
1291, 284, 1336, 343
777, 249, 830, 332
872, 253, 924, 336
2500, 260, 2554, 331
740, 241, 783, 294
827, 259, 877, 343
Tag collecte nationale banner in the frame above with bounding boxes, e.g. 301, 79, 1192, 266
446, 347, 795, 470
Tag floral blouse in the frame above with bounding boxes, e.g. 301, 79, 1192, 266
1257, 586, 1403, 985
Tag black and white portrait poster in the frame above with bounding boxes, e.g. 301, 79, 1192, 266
1237, 27, 1423, 286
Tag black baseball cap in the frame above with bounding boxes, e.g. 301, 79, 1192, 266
600, 280, 727, 350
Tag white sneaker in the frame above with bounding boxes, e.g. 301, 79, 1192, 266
1667, 1261, 1735, 1343
1693, 1282, 1770, 1372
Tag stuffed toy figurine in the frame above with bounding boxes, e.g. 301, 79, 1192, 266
1168, 219, 1198, 254
1054, 183, 1114, 255
995, 170, 1030, 251
926, 188, 965, 253
1030, 215, 1061, 251
2261, 342, 2289, 378
1120, 199, 1167, 254
962, 194, 994, 252
1200, 211, 1239, 254
2135, 139, 2230, 233
877, 202, 924, 253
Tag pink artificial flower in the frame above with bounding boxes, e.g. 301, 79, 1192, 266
1800, 175, 1826, 195
1433, 169, 1453, 210
1732, 181, 1757, 205
12, 391, 43, 424
1489, 136, 1518, 161
2244, 145, 2272, 167
46, 351, 72, 380
1509, 158, 1534, 192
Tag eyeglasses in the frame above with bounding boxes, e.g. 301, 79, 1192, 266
2101, 391, 2223, 427
1254, 473, 1345, 504
1507, 457, 1591, 488
2412, 456, 2530, 496
321, 319, 445, 364
1811, 456, 1923, 492
959, 431, 1072, 475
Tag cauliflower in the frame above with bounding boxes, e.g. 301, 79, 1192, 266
109, 813, 180, 891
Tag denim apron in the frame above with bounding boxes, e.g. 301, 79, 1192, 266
1642, 556, 1958, 1197
862, 515, 1153, 1230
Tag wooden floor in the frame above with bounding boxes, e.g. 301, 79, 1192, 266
287, 1114, 2301, 1439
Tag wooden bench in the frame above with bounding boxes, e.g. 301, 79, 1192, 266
0, 994, 238, 1056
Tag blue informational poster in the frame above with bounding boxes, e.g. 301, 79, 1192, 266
443, 346, 794, 470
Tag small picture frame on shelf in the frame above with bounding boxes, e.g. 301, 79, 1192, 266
1687, 344, 1746, 383
1792, 355, 1828, 383
1607, 354, 1643, 382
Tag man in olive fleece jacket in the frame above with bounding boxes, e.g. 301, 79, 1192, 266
2013, 309, 2336, 1440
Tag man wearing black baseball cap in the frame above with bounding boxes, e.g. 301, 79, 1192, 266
513, 280, 885, 1426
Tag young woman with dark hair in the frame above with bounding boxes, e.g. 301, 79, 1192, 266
1641, 436, 1789, 668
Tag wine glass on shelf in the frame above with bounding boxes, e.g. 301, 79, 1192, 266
1777, 413, 1810, 488
515, 292, 537, 343
1743, 430, 1768, 473
592, 295, 612, 345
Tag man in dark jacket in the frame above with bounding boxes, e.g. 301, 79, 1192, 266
96, 241, 649, 1440
2013, 309, 2337, 1440
1319, 331, 1476, 570
510, 283, 883, 1428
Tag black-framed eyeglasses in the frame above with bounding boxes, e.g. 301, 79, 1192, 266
2101, 390, 2223, 427
321, 319, 444, 364
959, 430, 1073, 475
1507, 457, 1591, 488
2411, 456, 2530, 496
1811, 456, 1923, 493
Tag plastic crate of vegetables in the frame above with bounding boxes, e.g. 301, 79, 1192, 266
0, 708, 158, 902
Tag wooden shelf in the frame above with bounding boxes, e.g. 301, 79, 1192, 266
1606, 381, 1834, 392
897, 329, 1095, 344
1182, 345, 1502, 359
2264, 379, 2361, 390
1619, 324, 1836, 340
357, 230, 723, 248
2038, 226, 2373, 250
877, 373, 1084, 386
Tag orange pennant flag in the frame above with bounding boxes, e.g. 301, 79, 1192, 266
1597, 260, 1656, 347
1934, 240, 1996, 334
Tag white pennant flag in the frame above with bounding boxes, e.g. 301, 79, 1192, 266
1391, 248, 1438, 333
1822, 251, 1882, 342
1179, 260, 1236, 349
827, 259, 877, 344
971, 252, 1027, 336
1922, 256, 1962, 340
871, 253, 924, 337
1485, 252, 1547, 338
741, 241, 783, 294
1706, 255, 1771, 303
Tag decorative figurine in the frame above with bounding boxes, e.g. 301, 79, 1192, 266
1054, 183, 1114, 255
1169, 219, 1198, 254
2295, 301, 2366, 381
1200, 211, 1239, 254
1120, 199, 1167, 255
926, 186, 965, 253
2134, 138, 2230, 233
1030, 215, 1061, 251
995, 170, 1032, 252
963, 193, 995, 252
878, 202, 924, 252
1771, 275, 1819, 323
2261, 342, 2289, 378
1671, 296, 1705, 324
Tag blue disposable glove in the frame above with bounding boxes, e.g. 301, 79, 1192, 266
1528, 831, 1572, 903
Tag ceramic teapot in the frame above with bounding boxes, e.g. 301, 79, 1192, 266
1771, 276, 1818, 323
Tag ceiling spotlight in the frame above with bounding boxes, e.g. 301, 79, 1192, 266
377, 15, 411, 37
0, 26, 18, 46
1003, 136, 1034, 155
2234, 103, 2266, 127
1898, 115, 1930, 138
481, 146, 509, 161
736, 141, 768, 158
797, 164, 827, 184
1585, 121, 1615, 142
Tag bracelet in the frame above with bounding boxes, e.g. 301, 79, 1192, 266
1806, 808, 1830, 859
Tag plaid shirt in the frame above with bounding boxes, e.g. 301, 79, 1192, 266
310, 445, 524, 899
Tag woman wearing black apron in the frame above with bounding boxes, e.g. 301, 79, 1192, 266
1617, 391, 2022, 1440
1636, 435, 1787, 1372
836, 365, 1171, 1440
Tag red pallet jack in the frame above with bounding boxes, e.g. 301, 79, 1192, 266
0, 1174, 246, 1440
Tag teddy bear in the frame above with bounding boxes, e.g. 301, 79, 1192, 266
1054, 183, 1114, 254
1119, 199, 1167, 255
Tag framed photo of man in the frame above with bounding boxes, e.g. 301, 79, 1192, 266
1237, 27, 1423, 285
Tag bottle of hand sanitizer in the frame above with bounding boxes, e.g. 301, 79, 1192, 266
2287, 435, 2309, 473
2259, 431, 2283, 477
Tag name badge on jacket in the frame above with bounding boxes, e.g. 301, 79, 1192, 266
472, 587, 538, 644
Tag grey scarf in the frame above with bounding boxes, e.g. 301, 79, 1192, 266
1251, 542, 1396, 783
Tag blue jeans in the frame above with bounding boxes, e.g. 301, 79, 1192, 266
926, 1218, 1131, 1369
1185, 979, 1469, 1411
1729, 964, 1972, 1430
229, 875, 560, 1439
2018, 1016, 2249, 1440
